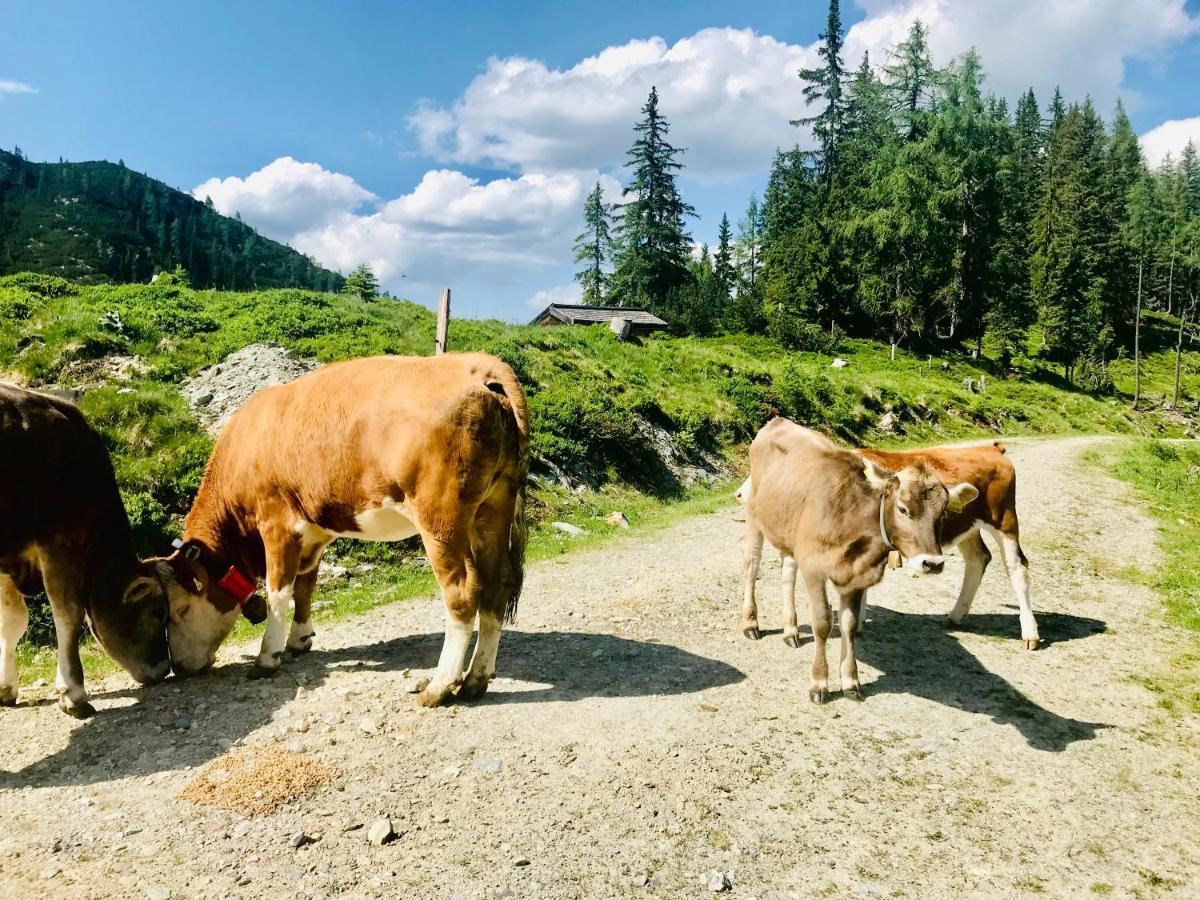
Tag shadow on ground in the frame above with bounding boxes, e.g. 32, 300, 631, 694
0, 629, 744, 788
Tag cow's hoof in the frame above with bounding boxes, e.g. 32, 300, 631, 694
415, 685, 453, 708
247, 663, 280, 680
287, 637, 314, 655
60, 699, 96, 719
743, 626, 761, 641
0, 687, 18, 707
844, 686, 864, 702
456, 676, 489, 702
1023, 638, 1041, 651
783, 634, 801, 649
945, 614, 966, 628
809, 689, 827, 705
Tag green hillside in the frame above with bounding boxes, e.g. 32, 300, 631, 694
0, 150, 343, 291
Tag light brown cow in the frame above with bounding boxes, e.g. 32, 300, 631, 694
159, 353, 528, 708
736, 439, 1038, 649
857, 441, 1038, 648
1, 384, 170, 716
742, 418, 977, 703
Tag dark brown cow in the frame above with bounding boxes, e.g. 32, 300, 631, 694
0, 385, 170, 717
857, 441, 1038, 648
160, 353, 528, 708
742, 418, 977, 703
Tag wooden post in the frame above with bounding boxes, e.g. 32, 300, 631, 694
435, 288, 451, 356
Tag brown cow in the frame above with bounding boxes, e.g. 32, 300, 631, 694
159, 353, 528, 708
742, 418, 977, 703
857, 441, 1038, 649
0, 384, 170, 717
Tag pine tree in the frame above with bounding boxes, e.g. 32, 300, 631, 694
713, 213, 735, 298
344, 263, 379, 301
611, 86, 695, 313
573, 181, 615, 304
793, 0, 848, 182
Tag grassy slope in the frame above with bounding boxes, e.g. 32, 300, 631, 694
1094, 441, 1200, 716
3, 273, 1198, 683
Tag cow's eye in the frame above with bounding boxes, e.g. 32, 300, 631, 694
898, 506, 910, 517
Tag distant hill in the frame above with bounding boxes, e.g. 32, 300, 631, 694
0, 149, 343, 291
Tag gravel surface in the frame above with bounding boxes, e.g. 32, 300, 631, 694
1, 437, 1197, 898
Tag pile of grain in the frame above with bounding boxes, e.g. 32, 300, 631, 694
179, 747, 336, 816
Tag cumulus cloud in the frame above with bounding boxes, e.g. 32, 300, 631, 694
192, 157, 376, 237
409, 28, 815, 182
1141, 117, 1200, 168
845, 0, 1199, 110
525, 282, 583, 310
0, 79, 37, 96
194, 158, 620, 301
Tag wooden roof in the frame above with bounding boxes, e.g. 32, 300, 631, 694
530, 303, 668, 328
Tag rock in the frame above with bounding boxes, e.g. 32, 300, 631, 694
514, 857, 531, 867
831, 358, 849, 368
289, 832, 315, 849
182, 343, 319, 434
39, 865, 62, 880
604, 511, 630, 529
702, 870, 733, 893
877, 411, 900, 434
442, 765, 461, 778
472, 757, 504, 775
367, 818, 396, 846
147, 887, 171, 900
551, 521, 586, 535
359, 717, 380, 735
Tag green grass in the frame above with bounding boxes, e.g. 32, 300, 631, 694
1094, 440, 1200, 716
5, 272, 1199, 685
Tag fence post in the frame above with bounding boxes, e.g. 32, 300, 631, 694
435, 288, 451, 355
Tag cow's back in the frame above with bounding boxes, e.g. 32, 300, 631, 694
196, 353, 527, 528
0, 384, 120, 558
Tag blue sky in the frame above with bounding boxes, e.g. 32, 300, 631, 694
3, 1, 1199, 319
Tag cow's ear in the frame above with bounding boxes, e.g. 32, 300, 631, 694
947, 482, 979, 512
124, 575, 164, 605
158, 557, 204, 595
862, 458, 896, 491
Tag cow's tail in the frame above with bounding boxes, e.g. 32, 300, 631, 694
483, 363, 529, 625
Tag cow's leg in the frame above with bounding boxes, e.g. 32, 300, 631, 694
250, 530, 302, 678
803, 570, 832, 704
947, 530, 990, 625
286, 566, 319, 654
459, 499, 516, 701
40, 564, 92, 717
741, 521, 764, 640
988, 526, 1039, 649
418, 531, 479, 708
838, 588, 865, 701
0, 576, 28, 706
781, 553, 801, 648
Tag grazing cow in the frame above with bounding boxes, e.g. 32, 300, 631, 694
857, 441, 1038, 648
0, 385, 170, 717
742, 418, 977, 703
735, 440, 1038, 649
160, 353, 528, 708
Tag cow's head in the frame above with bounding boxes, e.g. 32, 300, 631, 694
154, 553, 241, 676
86, 560, 171, 685
865, 460, 978, 575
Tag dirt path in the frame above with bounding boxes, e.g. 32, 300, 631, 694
2, 438, 1198, 899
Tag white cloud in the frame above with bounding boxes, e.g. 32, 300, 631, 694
194, 158, 621, 304
846, 1, 1199, 111
1141, 117, 1200, 168
192, 156, 376, 237
0, 79, 37, 96
409, 27, 815, 182
525, 283, 583, 310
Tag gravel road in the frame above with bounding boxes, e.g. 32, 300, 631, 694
1, 437, 1197, 899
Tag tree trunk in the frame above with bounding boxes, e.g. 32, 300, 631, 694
1133, 256, 1143, 410
1176, 292, 1196, 410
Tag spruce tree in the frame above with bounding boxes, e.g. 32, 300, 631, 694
611, 86, 695, 313
882, 20, 937, 142
713, 213, 735, 298
344, 263, 379, 301
573, 181, 614, 304
793, 0, 847, 182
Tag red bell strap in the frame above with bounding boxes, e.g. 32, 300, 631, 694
216, 565, 257, 606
